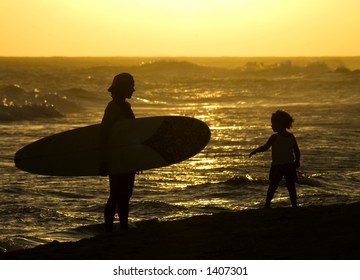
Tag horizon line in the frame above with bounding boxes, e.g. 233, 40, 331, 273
1, 55, 360, 59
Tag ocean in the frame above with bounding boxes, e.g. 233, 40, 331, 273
1, 57, 359, 252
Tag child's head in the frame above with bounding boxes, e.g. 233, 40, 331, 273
271, 110, 294, 130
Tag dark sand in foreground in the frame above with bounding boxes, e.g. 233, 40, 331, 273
2, 203, 360, 260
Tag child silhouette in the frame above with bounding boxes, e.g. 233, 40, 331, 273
249, 110, 300, 208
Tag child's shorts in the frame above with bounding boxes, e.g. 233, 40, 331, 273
269, 163, 298, 184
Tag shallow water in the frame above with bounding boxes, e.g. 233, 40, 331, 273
1, 57, 359, 252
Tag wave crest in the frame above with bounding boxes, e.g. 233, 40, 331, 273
0, 84, 82, 121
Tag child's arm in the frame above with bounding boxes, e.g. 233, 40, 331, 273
249, 134, 276, 158
293, 135, 300, 168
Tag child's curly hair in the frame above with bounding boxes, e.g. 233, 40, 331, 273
271, 110, 294, 129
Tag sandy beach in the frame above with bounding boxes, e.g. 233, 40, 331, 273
2, 202, 360, 260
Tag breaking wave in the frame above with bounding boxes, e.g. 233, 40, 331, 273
0, 84, 83, 121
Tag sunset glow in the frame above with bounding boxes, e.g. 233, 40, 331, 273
1, 0, 359, 56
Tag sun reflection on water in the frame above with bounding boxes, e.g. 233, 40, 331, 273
174, 198, 231, 208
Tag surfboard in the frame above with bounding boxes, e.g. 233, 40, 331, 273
14, 116, 211, 176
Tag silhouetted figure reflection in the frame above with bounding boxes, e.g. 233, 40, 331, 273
249, 110, 300, 208
99, 73, 136, 232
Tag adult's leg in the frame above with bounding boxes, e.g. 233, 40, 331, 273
104, 176, 120, 232
111, 173, 135, 229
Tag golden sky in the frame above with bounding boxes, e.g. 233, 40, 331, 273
1, 0, 359, 57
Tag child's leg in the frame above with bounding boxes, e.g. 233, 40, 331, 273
286, 179, 297, 208
285, 164, 298, 208
267, 166, 281, 208
265, 182, 278, 208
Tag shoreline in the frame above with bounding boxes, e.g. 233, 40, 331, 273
2, 202, 360, 260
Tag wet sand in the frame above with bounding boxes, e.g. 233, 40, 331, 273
2, 202, 360, 260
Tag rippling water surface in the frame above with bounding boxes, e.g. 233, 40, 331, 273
1, 57, 359, 251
